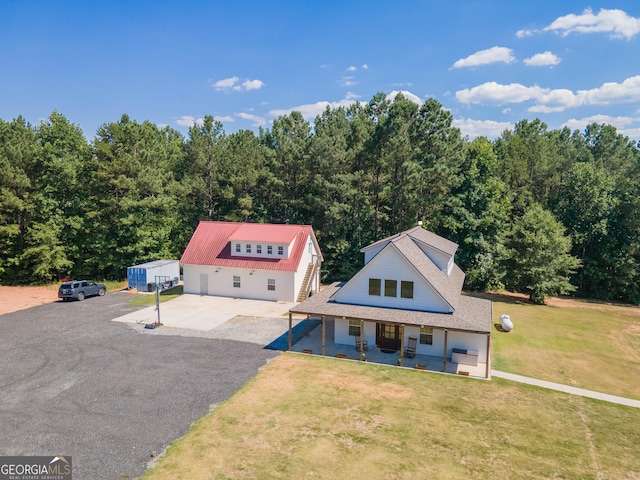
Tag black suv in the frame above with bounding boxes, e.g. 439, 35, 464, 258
58, 280, 107, 301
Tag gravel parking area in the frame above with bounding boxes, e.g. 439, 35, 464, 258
0, 292, 279, 479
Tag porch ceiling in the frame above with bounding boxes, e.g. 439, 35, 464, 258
290, 283, 492, 334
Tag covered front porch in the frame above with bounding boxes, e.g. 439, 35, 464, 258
287, 316, 490, 378
287, 283, 492, 379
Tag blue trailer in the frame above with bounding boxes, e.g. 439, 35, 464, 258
127, 260, 180, 292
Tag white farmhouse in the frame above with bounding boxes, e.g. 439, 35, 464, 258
181, 221, 323, 303
289, 226, 492, 377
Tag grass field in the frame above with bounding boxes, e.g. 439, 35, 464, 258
488, 293, 640, 400
139, 293, 640, 479
142, 353, 640, 479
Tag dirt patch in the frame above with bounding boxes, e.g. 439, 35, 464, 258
469, 290, 640, 317
0, 285, 59, 315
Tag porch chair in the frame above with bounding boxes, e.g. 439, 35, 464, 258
404, 337, 417, 359
355, 335, 369, 352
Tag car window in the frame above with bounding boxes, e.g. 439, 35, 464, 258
81, 281, 88, 287
88, 281, 95, 286
73, 282, 80, 288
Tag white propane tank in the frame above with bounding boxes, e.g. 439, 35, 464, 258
500, 314, 513, 332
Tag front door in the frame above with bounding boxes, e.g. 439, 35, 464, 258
376, 323, 401, 351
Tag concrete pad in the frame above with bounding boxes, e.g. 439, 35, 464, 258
112, 294, 296, 331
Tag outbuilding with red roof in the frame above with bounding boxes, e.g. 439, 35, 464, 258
181, 221, 323, 303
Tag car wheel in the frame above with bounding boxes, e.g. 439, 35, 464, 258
77, 292, 85, 301
98, 288, 106, 296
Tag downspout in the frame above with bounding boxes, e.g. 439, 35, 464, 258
442, 329, 448, 373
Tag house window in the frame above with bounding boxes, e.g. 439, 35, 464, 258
401, 281, 414, 299
278, 246, 284, 256
246, 244, 251, 253
267, 245, 273, 255
384, 279, 397, 297
420, 326, 433, 345
267, 279, 276, 291
369, 278, 381, 296
348, 320, 360, 336
257, 245, 262, 254
235, 243, 241, 253
233, 276, 241, 288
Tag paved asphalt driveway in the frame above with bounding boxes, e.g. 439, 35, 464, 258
0, 292, 280, 479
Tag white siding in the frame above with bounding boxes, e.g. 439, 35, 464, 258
230, 241, 291, 259
413, 240, 452, 274
182, 264, 296, 302
334, 317, 376, 348
331, 245, 451, 312
362, 243, 386, 265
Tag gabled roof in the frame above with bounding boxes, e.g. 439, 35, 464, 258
180, 221, 320, 272
391, 234, 465, 311
362, 226, 458, 257
331, 226, 465, 313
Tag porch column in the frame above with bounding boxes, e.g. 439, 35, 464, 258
321, 316, 326, 356
442, 329, 448, 373
288, 312, 293, 351
359, 319, 365, 356
399, 324, 405, 366
306, 314, 310, 337
485, 333, 491, 379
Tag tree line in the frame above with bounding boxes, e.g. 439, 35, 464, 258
1, 93, 639, 304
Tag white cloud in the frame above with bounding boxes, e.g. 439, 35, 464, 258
451, 46, 516, 68
217, 116, 235, 123
453, 117, 514, 139
269, 97, 363, 120
456, 75, 640, 112
516, 29, 534, 38
345, 91, 361, 100
387, 90, 423, 106
456, 82, 548, 105
346, 65, 357, 71
213, 77, 239, 91
563, 114, 640, 140
176, 115, 204, 127
237, 79, 265, 91
524, 51, 560, 67
340, 76, 357, 87
543, 8, 640, 40
362, 64, 369, 70
213, 77, 265, 92
235, 112, 266, 127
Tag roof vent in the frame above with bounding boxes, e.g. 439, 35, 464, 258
417, 220, 423, 227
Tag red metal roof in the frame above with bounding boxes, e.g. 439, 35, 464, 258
228, 223, 301, 244
180, 221, 315, 272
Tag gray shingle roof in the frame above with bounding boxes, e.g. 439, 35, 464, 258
362, 226, 458, 257
291, 283, 492, 334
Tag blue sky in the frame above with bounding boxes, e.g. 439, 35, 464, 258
1, 1, 639, 141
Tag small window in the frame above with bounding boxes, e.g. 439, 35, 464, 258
257, 245, 262, 254
235, 243, 241, 253
267, 245, 273, 255
384, 279, 397, 297
348, 320, 360, 336
278, 246, 284, 256
401, 281, 414, 299
420, 326, 433, 345
267, 279, 275, 291
233, 276, 241, 288
368, 278, 381, 296
246, 244, 251, 253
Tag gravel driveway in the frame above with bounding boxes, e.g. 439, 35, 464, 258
0, 292, 279, 479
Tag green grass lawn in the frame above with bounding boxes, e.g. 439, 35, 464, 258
488, 294, 640, 400
142, 354, 640, 480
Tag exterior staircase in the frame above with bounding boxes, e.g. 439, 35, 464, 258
297, 259, 320, 303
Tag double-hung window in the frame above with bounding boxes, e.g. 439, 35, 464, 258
246, 244, 251, 254
420, 326, 433, 345
368, 278, 381, 296
233, 276, 241, 288
278, 246, 284, 256
267, 245, 273, 255
348, 320, 360, 336
401, 281, 414, 299
267, 279, 276, 291
384, 279, 397, 297
257, 245, 262, 254
235, 243, 241, 253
